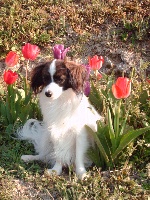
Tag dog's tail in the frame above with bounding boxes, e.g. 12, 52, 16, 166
16, 118, 46, 155
16, 119, 55, 165
16, 119, 42, 141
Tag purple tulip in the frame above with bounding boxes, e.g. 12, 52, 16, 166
82, 65, 91, 96
53, 44, 70, 59
84, 81, 90, 96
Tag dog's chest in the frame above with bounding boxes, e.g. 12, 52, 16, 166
50, 124, 77, 146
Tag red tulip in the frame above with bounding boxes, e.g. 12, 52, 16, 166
22, 43, 40, 60
89, 55, 104, 70
112, 77, 131, 99
5, 51, 19, 67
3, 70, 18, 85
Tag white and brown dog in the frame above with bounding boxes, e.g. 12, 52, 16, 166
18, 59, 102, 179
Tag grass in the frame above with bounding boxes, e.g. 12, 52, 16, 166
0, 0, 150, 199
0, 136, 149, 199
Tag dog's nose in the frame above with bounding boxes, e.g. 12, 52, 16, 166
45, 91, 52, 97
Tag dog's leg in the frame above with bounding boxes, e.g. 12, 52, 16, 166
75, 129, 89, 180
21, 154, 41, 162
46, 160, 62, 176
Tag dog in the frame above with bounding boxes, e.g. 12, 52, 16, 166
17, 59, 102, 179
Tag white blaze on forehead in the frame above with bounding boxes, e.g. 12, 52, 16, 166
49, 59, 56, 82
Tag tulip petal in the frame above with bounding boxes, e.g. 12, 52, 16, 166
3, 70, 18, 85
53, 44, 70, 59
84, 81, 90, 96
22, 43, 40, 60
31, 45, 40, 60
124, 80, 131, 98
61, 47, 70, 59
112, 77, 131, 99
53, 47, 62, 59
57, 44, 64, 51
112, 84, 124, 99
5, 51, 19, 67
116, 77, 131, 98
89, 55, 104, 70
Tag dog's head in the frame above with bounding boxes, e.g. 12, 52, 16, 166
31, 59, 87, 99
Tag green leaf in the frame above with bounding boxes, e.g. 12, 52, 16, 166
19, 104, 31, 123
85, 125, 109, 163
87, 147, 102, 167
15, 98, 22, 117
0, 103, 8, 125
97, 122, 112, 158
89, 81, 103, 112
112, 126, 150, 160
6, 100, 13, 124
90, 81, 100, 99
101, 89, 108, 99
107, 109, 117, 152
5, 124, 14, 135
24, 92, 32, 105
10, 97, 16, 122
120, 112, 129, 135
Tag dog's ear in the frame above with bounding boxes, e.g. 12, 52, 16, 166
31, 63, 46, 94
65, 60, 87, 94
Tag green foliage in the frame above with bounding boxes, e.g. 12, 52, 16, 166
88, 70, 150, 169
0, 78, 41, 135
121, 19, 150, 43
87, 117, 150, 170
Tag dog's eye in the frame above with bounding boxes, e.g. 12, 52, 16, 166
54, 76, 64, 84
43, 74, 51, 83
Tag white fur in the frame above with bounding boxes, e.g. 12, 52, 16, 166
49, 59, 56, 81
44, 82, 63, 100
17, 62, 102, 179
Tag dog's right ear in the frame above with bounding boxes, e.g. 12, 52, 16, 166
31, 63, 46, 94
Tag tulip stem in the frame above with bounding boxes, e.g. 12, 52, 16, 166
95, 70, 98, 86
6, 84, 13, 124
114, 99, 122, 141
25, 60, 29, 86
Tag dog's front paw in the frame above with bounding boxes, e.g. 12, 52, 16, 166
45, 163, 62, 176
77, 172, 89, 180
45, 168, 62, 176
76, 168, 89, 180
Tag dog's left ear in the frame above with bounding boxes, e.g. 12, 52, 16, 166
65, 60, 87, 94
31, 63, 46, 94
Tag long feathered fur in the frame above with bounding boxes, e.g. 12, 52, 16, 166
17, 59, 102, 179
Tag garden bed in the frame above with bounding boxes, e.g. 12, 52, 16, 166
0, 0, 150, 199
